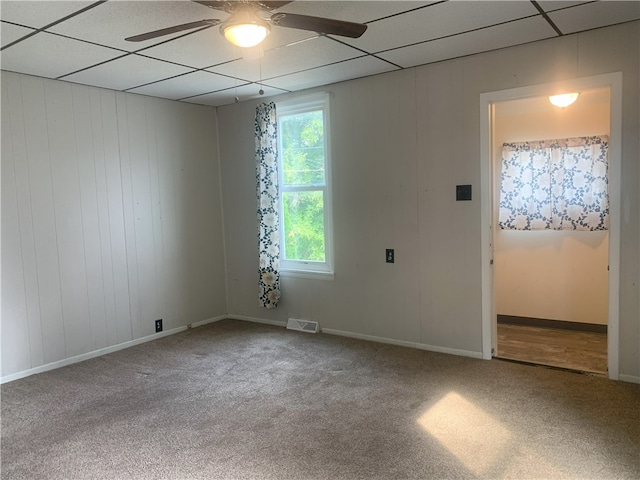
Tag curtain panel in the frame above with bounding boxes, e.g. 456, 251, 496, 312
255, 102, 281, 308
499, 135, 609, 231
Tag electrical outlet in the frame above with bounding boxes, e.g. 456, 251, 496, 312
155, 319, 163, 333
386, 249, 395, 263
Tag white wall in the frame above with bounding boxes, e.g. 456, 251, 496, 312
494, 93, 610, 324
1, 72, 227, 378
217, 22, 640, 378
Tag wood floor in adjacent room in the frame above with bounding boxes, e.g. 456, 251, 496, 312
497, 323, 608, 374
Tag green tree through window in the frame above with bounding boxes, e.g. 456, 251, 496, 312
277, 95, 332, 273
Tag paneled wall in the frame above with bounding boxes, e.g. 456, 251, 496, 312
1, 72, 227, 378
218, 22, 639, 379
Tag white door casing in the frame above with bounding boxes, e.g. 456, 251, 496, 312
479, 72, 622, 380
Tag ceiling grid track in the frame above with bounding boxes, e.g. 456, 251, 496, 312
530, 0, 565, 36
0, 0, 107, 51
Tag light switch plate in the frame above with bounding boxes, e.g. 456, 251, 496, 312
456, 184, 472, 201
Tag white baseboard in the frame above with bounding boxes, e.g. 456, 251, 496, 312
227, 314, 287, 328
618, 374, 640, 384
227, 315, 483, 359
232, 317, 640, 384
0, 315, 226, 385
7, 314, 634, 384
189, 315, 227, 329
321, 328, 484, 359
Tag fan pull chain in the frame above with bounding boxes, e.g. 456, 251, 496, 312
234, 45, 239, 103
259, 60, 264, 96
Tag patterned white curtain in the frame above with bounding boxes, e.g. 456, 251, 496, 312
255, 102, 281, 308
499, 135, 609, 231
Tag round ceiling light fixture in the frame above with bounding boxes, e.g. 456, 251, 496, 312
222, 9, 271, 48
548, 92, 580, 108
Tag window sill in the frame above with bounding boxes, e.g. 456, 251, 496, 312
280, 269, 335, 281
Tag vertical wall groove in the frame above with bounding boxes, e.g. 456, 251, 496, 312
89, 89, 109, 350
2, 79, 31, 371
115, 93, 136, 342
15, 74, 45, 367
72, 86, 96, 348
42, 79, 68, 361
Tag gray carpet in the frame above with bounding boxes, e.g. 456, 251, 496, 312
1, 319, 639, 479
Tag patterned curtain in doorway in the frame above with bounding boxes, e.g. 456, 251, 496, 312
499, 135, 609, 231
255, 102, 281, 308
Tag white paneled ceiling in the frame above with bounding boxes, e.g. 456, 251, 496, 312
378, 15, 557, 68
341, 1, 541, 53
1, 30, 125, 78
266, 55, 397, 91
207, 36, 363, 81
46, 0, 218, 52
549, 0, 640, 33
1, 22, 34, 47
128, 69, 242, 99
1, 0, 638, 107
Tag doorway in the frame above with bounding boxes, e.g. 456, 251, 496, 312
479, 73, 622, 380
493, 90, 609, 374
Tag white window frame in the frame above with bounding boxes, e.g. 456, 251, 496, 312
276, 93, 334, 279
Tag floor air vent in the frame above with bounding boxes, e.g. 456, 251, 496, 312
286, 318, 320, 333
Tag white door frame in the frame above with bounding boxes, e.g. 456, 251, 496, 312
479, 72, 622, 380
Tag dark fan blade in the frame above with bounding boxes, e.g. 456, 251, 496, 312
125, 19, 221, 42
270, 13, 367, 38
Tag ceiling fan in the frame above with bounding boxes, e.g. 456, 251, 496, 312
125, 1, 368, 48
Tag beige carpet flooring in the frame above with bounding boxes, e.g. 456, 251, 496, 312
1, 319, 639, 479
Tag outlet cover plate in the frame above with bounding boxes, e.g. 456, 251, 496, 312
386, 249, 395, 263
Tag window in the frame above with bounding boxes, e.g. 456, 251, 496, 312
277, 94, 333, 276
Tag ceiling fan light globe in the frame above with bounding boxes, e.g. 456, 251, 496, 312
224, 23, 269, 47
222, 8, 271, 48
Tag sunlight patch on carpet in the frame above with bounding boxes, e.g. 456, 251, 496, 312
417, 392, 511, 476
418, 392, 569, 478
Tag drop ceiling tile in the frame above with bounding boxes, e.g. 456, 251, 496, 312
128, 70, 238, 100
0, 1, 95, 29
0, 31, 124, 78
182, 83, 286, 107
276, 1, 437, 24
267, 55, 398, 92
536, 1, 593, 13
378, 16, 557, 68
128, 27, 234, 69
1, 22, 35, 48
207, 36, 362, 83
48, 0, 217, 52
342, 0, 540, 53
63, 54, 193, 91
549, 0, 640, 34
